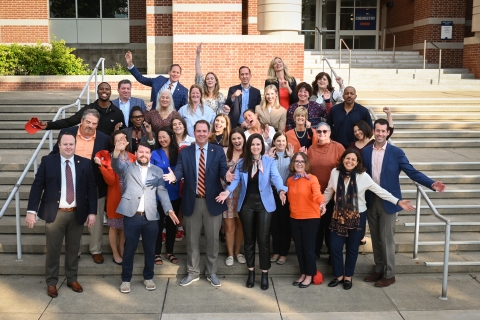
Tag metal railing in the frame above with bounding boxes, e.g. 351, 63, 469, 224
339, 39, 351, 85
321, 56, 340, 84
382, 28, 396, 63
0, 57, 105, 261
412, 184, 451, 300
423, 40, 442, 84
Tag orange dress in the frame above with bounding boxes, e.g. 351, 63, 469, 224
96, 151, 136, 219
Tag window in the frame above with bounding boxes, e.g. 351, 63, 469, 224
50, 0, 128, 18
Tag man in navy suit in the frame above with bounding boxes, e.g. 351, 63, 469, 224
51, 109, 110, 265
26, 132, 97, 298
125, 51, 188, 110
362, 118, 446, 287
225, 66, 262, 128
164, 120, 233, 287
111, 79, 147, 127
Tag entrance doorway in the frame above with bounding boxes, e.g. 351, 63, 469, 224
301, 0, 379, 50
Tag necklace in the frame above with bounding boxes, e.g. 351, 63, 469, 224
215, 134, 223, 144
294, 128, 306, 139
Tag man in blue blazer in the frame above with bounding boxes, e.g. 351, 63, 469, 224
164, 120, 233, 287
362, 118, 446, 287
111, 79, 146, 127
51, 109, 110, 264
125, 51, 188, 110
225, 66, 262, 128
26, 132, 97, 298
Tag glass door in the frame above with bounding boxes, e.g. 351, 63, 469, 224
301, 0, 318, 50
338, 0, 378, 49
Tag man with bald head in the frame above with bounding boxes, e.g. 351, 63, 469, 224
326, 86, 373, 148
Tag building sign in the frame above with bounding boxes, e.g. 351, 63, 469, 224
441, 21, 453, 40
355, 8, 377, 31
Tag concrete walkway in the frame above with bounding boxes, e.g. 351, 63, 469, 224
1, 273, 479, 319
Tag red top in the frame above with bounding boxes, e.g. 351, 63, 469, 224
279, 88, 290, 110
96, 151, 136, 219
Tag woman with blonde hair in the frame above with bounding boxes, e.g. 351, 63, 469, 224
255, 84, 287, 132
195, 43, 227, 114
285, 106, 317, 153
208, 114, 231, 147
178, 84, 216, 136
145, 89, 180, 134
265, 57, 298, 109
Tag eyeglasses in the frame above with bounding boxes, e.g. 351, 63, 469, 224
316, 130, 329, 134
132, 115, 145, 120
294, 160, 305, 164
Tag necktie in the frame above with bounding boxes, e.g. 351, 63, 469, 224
198, 148, 206, 196
65, 160, 74, 204
168, 83, 174, 91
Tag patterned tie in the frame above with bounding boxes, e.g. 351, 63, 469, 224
168, 83, 174, 91
198, 148, 206, 196
65, 160, 74, 204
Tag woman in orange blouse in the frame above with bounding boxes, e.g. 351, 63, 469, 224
287, 152, 326, 288
94, 130, 136, 265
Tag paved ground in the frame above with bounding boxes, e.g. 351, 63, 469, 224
0, 273, 479, 319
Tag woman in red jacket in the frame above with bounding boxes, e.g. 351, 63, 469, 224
94, 131, 136, 265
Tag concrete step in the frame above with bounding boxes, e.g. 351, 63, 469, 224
393, 139, 480, 148
0, 149, 49, 171
394, 232, 480, 253
0, 113, 74, 121
0, 105, 72, 113
392, 130, 480, 139
367, 105, 480, 112
400, 171, 480, 184
0, 140, 50, 149
396, 214, 480, 233
358, 98, 480, 106
388, 122, 480, 130
400, 184, 480, 199
1, 172, 34, 185
0, 130, 60, 140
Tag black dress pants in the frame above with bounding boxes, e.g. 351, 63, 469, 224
239, 193, 272, 270
271, 191, 291, 256
155, 198, 181, 254
315, 199, 334, 256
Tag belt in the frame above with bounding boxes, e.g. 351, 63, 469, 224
196, 194, 206, 198
59, 207, 76, 212
135, 211, 145, 216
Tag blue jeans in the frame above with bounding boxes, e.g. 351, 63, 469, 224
122, 214, 159, 282
330, 210, 367, 277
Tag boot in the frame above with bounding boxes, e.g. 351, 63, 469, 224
246, 269, 255, 288
261, 271, 269, 290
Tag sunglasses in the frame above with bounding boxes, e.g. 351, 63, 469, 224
132, 115, 145, 120
316, 130, 329, 134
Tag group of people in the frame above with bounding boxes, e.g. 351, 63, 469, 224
26, 46, 446, 298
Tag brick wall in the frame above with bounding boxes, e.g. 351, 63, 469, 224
0, 26, 49, 43
172, 42, 304, 89
0, 0, 48, 19
463, 43, 480, 77
130, 0, 147, 19
147, 14, 173, 36
130, 26, 147, 43
172, 13, 242, 34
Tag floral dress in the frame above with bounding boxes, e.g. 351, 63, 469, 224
222, 159, 241, 218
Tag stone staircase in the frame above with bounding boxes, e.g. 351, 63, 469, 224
303, 50, 480, 90
1, 94, 480, 275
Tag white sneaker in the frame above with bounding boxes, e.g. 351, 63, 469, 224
225, 256, 234, 266
143, 279, 156, 291
236, 254, 246, 264
120, 281, 130, 293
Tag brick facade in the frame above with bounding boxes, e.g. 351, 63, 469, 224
0, 0, 48, 19
463, 42, 480, 76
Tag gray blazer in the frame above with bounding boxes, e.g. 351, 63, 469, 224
111, 157, 172, 221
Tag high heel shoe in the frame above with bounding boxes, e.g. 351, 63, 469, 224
246, 270, 255, 288
261, 272, 269, 290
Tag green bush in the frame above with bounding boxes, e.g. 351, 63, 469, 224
103, 63, 130, 75
0, 38, 90, 75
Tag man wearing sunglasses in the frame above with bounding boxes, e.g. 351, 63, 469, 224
326, 86, 373, 148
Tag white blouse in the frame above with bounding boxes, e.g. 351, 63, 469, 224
323, 168, 398, 212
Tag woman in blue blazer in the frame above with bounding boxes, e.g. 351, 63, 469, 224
217, 133, 288, 290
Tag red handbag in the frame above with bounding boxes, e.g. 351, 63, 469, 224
312, 270, 324, 285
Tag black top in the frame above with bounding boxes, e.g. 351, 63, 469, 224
246, 170, 260, 194
46, 100, 124, 136
296, 128, 313, 149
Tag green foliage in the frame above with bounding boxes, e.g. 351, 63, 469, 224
103, 63, 130, 75
0, 38, 90, 75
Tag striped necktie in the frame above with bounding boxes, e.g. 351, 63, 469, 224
65, 160, 74, 204
198, 148, 206, 196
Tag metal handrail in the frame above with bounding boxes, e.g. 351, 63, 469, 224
321, 57, 340, 84
0, 57, 105, 262
423, 40, 442, 84
339, 39, 351, 84
413, 183, 451, 300
382, 28, 396, 63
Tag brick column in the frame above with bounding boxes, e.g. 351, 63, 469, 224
413, 0, 466, 68
464, 0, 480, 77
146, 0, 173, 74
0, 0, 49, 43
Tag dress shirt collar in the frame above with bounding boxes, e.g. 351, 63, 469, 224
373, 142, 388, 151
60, 155, 74, 164
195, 142, 209, 151
135, 161, 151, 168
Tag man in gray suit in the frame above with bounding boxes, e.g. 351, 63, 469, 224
112, 140, 177, 294
111, 79, 147, 127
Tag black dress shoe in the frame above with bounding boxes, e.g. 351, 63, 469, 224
261, 272, 269, 290
343, 279, 352, 290
246, 270, 255, 288
299, 280, 312, 289
328, 278, 344, 287
293, 277, 305, 286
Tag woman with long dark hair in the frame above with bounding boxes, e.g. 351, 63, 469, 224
150, 126, 181, 265
216, 133, 287, 290
310, 72, 345, 109
324, 149, 413, 290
